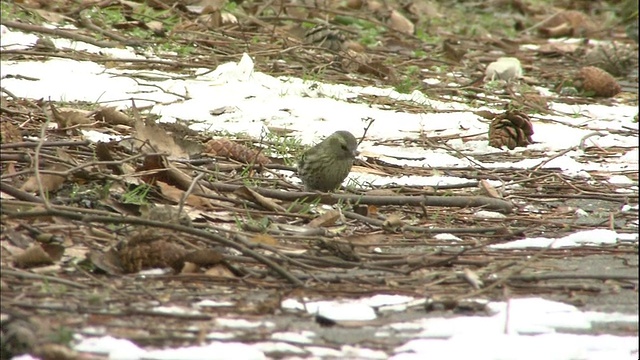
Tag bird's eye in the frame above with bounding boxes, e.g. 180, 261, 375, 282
341, 144, 348, 151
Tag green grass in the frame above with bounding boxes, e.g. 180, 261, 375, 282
122, 184, 152, 205
394, 65, 422, 94
1, 2, 41, 23
260, 129, 304, 166
236, 213, 270, 233
287, 196, 322, 214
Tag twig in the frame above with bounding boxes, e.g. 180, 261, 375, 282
507, 273, 638, 281
77, 10, 141, 46
530, 146, 577, 172
359, 117, 375, 145
1, 269, 89, 289
1, 20, 120, 48
0, 140, 91, 149
344, 210, 511, 234
34, 105, 52, 210
201, 182, 515, 213
5, 208, 304, 287
0, 182, 45, 203
178, 172, 205, 216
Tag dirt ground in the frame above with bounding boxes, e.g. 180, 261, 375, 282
1, 0, 638, 358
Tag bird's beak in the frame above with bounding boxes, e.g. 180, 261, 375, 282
353, 150, 360, 157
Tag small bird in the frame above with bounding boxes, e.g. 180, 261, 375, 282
297, 131, 359, 192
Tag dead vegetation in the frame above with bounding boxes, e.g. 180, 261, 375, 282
1, 0, 638, 358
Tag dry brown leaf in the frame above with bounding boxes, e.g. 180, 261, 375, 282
403, 1, 441, 20
479, 179, 502, 199
364, 189, 396, 196
308, 209, 341, 228
342, 233, 385, 246
359, 60, 396, 80
32, 343, 77, 360
13, 244, 64, 269
197, 12, 222, 28
95, 107, 134, 126
156, 181, 212, 209
49, 104, 93, 128
204, 264, 235, 277
120, 0, 144, 10
537, 42, 580, 55
200, 211, 236, 222
134, 119, 189, 159
538, 10, 597, 38
221, 13, 237, 24
474, 110, 498, 120
251, 234, 279, 246
346, 0, 363, 9
382, 214, 404, 231
389, 10, 414, 35
33, 9, 69, 23
146, 20, 164, 33
234, 186, 286, 212
442, 39, 465, 63
367, 0, 384, 12
21, 163, 67, 193
3, 162, 17, 180
55, 148, 76, 164
179, 262, 200, 273
341, 49, 370, 73
95, 141, 125, 175
0, 120, 22, 144
88, 249, 124, 275
351, 165, 387, 176
462, 268, 483, 289
199, 0, 227, 9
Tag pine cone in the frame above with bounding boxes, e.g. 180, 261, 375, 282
488, 110, 535, 150
117, 230, 188, 273
574, 66, 621, 98
205, 139, 270, 165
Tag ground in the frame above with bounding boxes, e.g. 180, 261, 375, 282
0, 1, 638, 359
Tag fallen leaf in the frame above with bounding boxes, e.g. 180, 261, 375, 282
251, 234, 279, 246
389, 10, 414, 35
49, 104, 93, 128
479, 180, 502, 198
94, 107, 134, 126
13, 244, 64, 269
21, 163, 67, 193
134, 119, 189, 159
157, 181, 212, 209
308, 210, 341, 228
382, 214, 404, 231
0, 120, 22, 144
234, 186, 286, 212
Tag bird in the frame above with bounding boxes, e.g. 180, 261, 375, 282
297, 131, 359, 192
